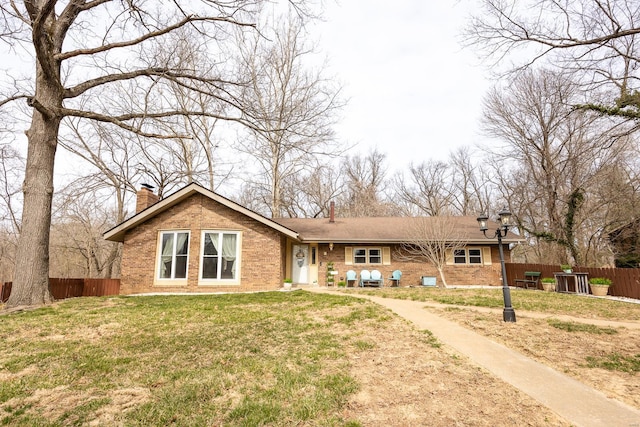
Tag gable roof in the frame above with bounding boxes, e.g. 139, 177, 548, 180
104, 183, 523, 245
103, 183, 299, 242
274, 216, 523, 245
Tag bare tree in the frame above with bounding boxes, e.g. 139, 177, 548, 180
280, 164, 345, 218
468, 0, 640, 119
51, 189, 121, 278
235, 13, 343, 218
0, 138, 23, 283
396, 217, 468, 288
448, 147, 492, 216
0, 1, 296, 308
339, 149, 392, 217
147, 29, 231, 191
392, 160, 453, 216
482, 69, 627, 265
0, 142, 23, 234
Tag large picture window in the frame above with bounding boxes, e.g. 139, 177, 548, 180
201, 231, 239, 280
158, 231, 190, 279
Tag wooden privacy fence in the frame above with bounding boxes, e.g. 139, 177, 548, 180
505, 263, 640, 299
1, 278, 120, 303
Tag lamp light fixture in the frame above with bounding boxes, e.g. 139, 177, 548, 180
477, 207, 516, 323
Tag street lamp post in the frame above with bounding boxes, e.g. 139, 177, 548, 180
477, 207, 516, 323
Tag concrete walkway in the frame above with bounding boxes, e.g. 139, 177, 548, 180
305, 287, 640, 427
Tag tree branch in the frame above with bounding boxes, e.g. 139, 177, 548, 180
55, 15, 255, 61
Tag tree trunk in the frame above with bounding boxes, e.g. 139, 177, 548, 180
5, 66, 61, 308
436, 267, 449, 288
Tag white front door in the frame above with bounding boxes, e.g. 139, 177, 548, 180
292, 244, 309, 284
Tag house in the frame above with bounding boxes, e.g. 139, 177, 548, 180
104, 183, 522, 294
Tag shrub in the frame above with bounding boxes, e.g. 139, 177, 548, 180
589, 277, 612, 286
541, 277, 556, 283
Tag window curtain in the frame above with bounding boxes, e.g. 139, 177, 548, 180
222, 234, 236, 260
202, 233, 219, 279
222, 234, 237, 279
160, 233, 174, 278
204, 233, 219, 256
176, 233, 189, 255
174, 233, 189, 278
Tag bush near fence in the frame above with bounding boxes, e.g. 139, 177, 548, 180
0, 278, 121, 303
505, 263, 640, 299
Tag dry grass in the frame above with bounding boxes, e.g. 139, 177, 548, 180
340, 286, 640, 411
345, 286, 640, 320
2, 288, 637, 426
0, 293, 365, 426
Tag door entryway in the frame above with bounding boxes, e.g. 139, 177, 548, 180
292, 244, 309, 284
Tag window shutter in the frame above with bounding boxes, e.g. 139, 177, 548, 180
382, 247, 391, 265
446, 249, 454, 265
483, 247, 492, 265
345, 247, 353, 265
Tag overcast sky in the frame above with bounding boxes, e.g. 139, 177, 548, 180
309, 1, 491, 169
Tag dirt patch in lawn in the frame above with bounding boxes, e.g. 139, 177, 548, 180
431, 306, 640, 410
338, 310, 571, 426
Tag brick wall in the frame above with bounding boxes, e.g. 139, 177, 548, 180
135, 187, 159, 213
319, 244, 507, 287
120, 194, 284, 295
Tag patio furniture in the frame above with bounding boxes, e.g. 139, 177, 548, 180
346, 270, 357, 287
359, 270, 383, 287
370, 270, 384, 287
388, 270, 402, 287
359, 270, 371, 287
514, 271, 541, 289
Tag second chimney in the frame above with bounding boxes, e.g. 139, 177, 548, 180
136, 184, 160, 213
329, 201, 335, 223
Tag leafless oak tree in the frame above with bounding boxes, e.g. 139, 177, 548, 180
392, 160, 453, 217
482, 69, 627, 265
468, 0, 640, 119
0, 0, 301, 308
339, 149, 392, 217
235, 13, 343, 218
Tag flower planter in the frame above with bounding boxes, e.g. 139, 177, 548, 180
542, 282, 556, 292
283, 282, 292, 290
589, 284, 609, 296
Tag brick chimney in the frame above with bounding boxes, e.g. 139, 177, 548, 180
329, 201, 335, 223
136, 184, 159, 213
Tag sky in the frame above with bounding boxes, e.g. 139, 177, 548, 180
309, 1, 491, 169
1, 1, 493, 192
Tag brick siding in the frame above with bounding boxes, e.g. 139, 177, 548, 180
120, 193, 284, 295
319, 244, 508, 287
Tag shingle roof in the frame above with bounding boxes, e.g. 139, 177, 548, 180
273, 216, 522, 244
103, 183, 298, 242
103, 182, 522, 245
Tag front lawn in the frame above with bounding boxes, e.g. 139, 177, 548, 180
0, 292, 376, 426
343, 286, 640, 320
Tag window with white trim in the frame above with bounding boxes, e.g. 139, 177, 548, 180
158, 231, 190, 279
353, 247, 382, 264
453, 248, 483, 265
200, 231, 239, 280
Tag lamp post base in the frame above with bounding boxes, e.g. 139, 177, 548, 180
503, 308, 516, 322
